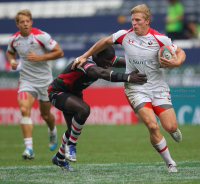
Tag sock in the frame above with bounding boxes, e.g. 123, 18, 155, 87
48, 126, 57, 136
57, 132, 69, 159
68, 115, 85, 146
24, 138, 33, 150
153, 137, 176, 166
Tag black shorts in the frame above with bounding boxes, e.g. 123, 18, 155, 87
49, 91, 83, 115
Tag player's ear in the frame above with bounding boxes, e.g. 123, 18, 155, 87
16, 22, 19, 28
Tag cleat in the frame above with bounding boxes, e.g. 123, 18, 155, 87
65, 145, 76, 162
22, 148, 34, 159
168, 164, 178, 172
52, 155, 74, 171
49, 132, 58, 151
170, 129, 182, 142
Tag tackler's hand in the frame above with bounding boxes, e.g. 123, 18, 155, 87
128, 70, 147, 85
71, 56, 87, 70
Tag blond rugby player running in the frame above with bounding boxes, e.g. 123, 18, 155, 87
72, 4, 186, 172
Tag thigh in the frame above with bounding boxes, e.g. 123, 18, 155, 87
138, 106, 158, 127
49, 91, 85, 113
18, 82, 36, 113
159, 108, 178, 130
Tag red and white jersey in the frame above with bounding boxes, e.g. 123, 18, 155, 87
7, 27, 57, 87
113, 28, 177, 92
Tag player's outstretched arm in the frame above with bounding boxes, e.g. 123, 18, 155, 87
27, 43, 63, 62
87, 67, 147, 84
72, 35, 114, 69
6, 50, 18, 70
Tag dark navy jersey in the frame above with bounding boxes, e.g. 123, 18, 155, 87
48, 55, 120, 96
49, 56, 98, 94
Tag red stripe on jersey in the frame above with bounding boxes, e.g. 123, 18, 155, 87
35, 36, 44, 47
116, 28, 134, 45
158, 145, 168, 153
11, 31, 21, 37
148, 28, 165, 48
31, 27, 45, 35
72, 123, 82, 132
84, 63, 95, 70
58, 71, 84, 92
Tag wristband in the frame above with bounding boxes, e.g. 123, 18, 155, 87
10, 59, 16, 64
127, 75, 130, 82
110, 71, 129, 82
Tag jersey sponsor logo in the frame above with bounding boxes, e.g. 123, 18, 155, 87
84, 63, 95, 70
128, 39, 134, 43
128, 59, 153, 65
148, 41, 153, 45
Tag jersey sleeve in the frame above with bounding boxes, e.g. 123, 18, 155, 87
78, 60, 97, 74
110, 56, 120, 67
7, 36, 16, 53
35, 32, 57, 51
112, 30, 128, 45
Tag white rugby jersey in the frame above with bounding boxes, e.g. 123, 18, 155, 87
113, 28, 177, 92
7, 27, 57, 87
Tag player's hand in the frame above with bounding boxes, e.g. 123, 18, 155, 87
129, 70, 147, 85
71, 56, 87, 70
160, 51, 178, 68
27, 51, 40, 62
11, 60, 19, 70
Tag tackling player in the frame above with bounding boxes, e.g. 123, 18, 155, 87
49, 46, 147, 170
6, 9, 63, 159
72, 4, 186, 172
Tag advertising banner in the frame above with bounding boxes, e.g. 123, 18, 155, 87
0, 87, 139, 125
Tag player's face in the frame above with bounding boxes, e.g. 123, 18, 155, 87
131, 13, 150, 36
16, 15, 33, 37
96, 55, 113, 69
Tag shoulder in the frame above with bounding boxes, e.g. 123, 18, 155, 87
113, 28, 134, 44
148, 28, 172, 47
31, 27, 45, 35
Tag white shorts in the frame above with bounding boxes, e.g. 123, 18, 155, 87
124, 87, 173, 115
18, 81, 49, 101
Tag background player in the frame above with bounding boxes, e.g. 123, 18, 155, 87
49, 46, 147, 170
6, 9, 64, 159
72, 4, 186, 172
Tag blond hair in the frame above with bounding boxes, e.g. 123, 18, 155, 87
15, 9, 32, 22
130, 4, 152, 24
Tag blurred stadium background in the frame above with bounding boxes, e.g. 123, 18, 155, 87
0, 0, 199, 125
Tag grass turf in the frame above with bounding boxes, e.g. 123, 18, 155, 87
0, 124, 200, 183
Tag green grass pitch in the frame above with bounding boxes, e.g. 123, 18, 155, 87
0, 124, 200, 184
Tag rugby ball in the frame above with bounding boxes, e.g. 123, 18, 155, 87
158, 45, 175, 69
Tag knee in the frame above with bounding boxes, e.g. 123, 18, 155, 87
79, 104, 90, 119
41, 113, 50, 121
145, 119, 159, 132
165, 122, 177, 133
20, 106, 30, 116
